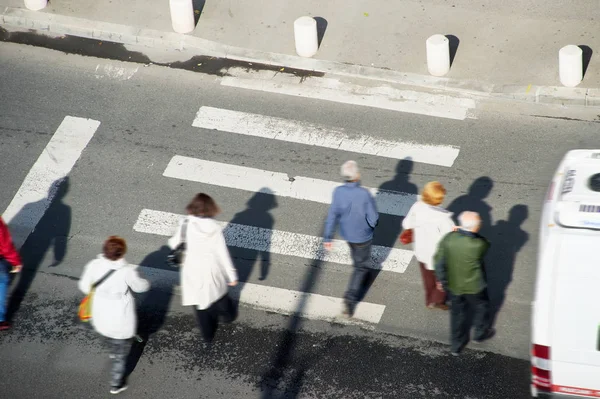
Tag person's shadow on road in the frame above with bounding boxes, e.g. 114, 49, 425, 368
447, 176, 494, 238
7, 177, 72, 321
363, 157, 418, 301
486, 205, 529, 327
125, 245, 176, 380
228, 189, 277, 283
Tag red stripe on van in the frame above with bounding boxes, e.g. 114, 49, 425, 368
553, 385, 600, 397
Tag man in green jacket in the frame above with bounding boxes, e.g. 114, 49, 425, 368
434, 211, 495, 355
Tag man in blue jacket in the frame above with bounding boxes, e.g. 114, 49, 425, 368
324, 161, 379, 318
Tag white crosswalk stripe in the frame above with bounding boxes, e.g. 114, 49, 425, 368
164, 156, 417, 216
192, 107, 461, 167
220, 70, 476, 121
134, 209, 412, 273
3, 116, 100, 248
142, 267, 385, 324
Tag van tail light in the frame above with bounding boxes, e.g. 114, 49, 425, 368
546, 181, 555, 201
532, 344, 552, 391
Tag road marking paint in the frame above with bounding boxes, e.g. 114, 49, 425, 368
140, 266, 385, 324
3, 116, 100, 248
94, 64, 139, 80
163, 156, 417, 216
134, 209, 412, 273
192, 107, 460, 167
220, 74, 475, 121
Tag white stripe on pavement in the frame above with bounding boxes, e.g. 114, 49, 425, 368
192, 107, 460, 167
140, 266, 385, 324
3, 116, 100, 248
134, 209, 412, 273
163, 156, 417, 216
220, 74, 475, 121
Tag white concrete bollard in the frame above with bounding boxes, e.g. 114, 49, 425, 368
559, 45, 583, 87
426, 34, 451, 77
294, 16, 319, 58
169, 0, 195, 34
24, 0, 47, 11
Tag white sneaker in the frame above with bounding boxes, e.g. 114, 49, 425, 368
110, 385, 128, 395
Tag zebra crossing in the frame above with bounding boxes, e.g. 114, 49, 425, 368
131, 105, 462, 325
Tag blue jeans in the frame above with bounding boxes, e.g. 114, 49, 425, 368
0, 259, 10, 322
344, 239, 372, 309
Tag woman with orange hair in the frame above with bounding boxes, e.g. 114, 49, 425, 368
402, 182, 455, 310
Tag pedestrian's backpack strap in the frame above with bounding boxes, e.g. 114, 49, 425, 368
92, 269, 117, 289
78, 269, 116, 323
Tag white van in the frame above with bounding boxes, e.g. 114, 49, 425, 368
532, 150, 600, 398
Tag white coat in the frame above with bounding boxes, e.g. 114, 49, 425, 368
78, 255, 150, 340
402, 200, 455, 270
169, 216, 238, 310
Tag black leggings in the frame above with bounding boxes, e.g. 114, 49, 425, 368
194, 294, 237, 343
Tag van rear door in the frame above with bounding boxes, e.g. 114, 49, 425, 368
551, 232, 600, 393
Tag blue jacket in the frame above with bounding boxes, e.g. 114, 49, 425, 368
324, 182, 379, 243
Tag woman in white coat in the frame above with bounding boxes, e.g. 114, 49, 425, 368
402, 182, 455, 310
78, 236, 150, 395
169, 193, 238, 344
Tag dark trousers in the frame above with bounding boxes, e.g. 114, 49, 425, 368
419, 262, 446, 306
449, 289, 490, 352
194, 294, 237, 343
109, 338, 129, 388
344, 239, 372, 309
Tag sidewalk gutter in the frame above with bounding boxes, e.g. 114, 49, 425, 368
2, 6, 599, 108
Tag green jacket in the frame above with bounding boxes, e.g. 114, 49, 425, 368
434, 230, 490, 295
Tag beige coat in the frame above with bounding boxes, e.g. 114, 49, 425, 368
169, 216, 238, 310
402, 200, 455, 270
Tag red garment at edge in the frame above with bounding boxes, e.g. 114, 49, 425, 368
0, 216, 22, 266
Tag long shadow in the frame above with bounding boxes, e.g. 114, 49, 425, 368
447, 176, 494, 239
259, 255, 324, 398
365, 158, 418, 300
125, 245, 176, 378
486, 205, 529, 327
228, 189, 277, 283
7, 177, 72, 321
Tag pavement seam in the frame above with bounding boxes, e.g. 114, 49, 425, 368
1, 7, 599, 108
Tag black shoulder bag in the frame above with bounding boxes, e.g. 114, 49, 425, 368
167, 217, 188, 267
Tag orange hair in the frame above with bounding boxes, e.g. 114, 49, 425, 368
421, 181, 446, 206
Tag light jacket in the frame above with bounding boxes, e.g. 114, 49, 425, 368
0, 216, 22, 266
402, 200, 455, 270
78, 255, 150, 339
169, 216, 238, 310
324, 182, 379, 244
434, 230, 490, 295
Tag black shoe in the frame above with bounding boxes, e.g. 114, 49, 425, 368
0, 321, 11, 331
473, 328, 496, 344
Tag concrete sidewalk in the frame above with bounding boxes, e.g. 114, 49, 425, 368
1, 0, 600, 104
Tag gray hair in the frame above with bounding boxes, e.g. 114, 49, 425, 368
340, 160, 360, 181
458, 211, 481, 232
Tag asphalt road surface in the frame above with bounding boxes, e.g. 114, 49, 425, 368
1, 36, 599, 398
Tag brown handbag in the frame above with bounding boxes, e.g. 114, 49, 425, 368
399, 229, 413, 245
